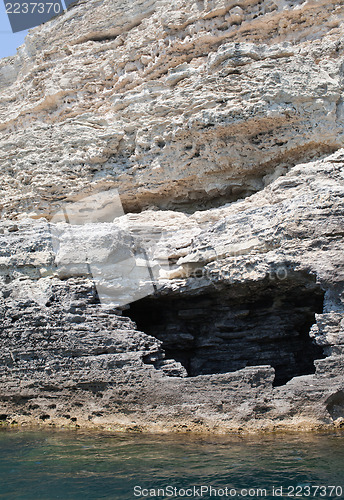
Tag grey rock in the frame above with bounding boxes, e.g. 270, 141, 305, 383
0, 0, 343, 432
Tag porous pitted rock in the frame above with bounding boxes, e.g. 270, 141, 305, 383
0, 0, 343, 432
1, 0, 344, 217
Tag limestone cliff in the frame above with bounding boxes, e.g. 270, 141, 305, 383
0, 0, 343, 432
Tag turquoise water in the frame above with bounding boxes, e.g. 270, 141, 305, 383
0, 430, 343, 499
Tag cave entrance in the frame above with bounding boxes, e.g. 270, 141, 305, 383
126, 273, 325, 386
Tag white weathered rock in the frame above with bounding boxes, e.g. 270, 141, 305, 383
0, 0, 343, 433
0, 0, 344, 218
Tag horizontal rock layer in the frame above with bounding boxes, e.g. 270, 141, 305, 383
1, 0, 344, 217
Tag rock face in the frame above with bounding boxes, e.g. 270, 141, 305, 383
0, 0, 343, 432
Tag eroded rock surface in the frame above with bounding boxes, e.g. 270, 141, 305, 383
0, 0, 343, 432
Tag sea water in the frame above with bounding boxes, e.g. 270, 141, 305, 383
0, 429, 343, 499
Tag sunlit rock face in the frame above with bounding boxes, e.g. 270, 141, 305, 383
1, 0, 344, 217
0, 0, 343, 433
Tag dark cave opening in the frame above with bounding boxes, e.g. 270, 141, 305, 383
126, 274, 326, 386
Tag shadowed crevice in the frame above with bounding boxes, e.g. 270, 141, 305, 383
126, 273, 326, 386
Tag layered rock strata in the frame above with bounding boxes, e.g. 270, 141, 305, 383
0, 0, 343, 432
